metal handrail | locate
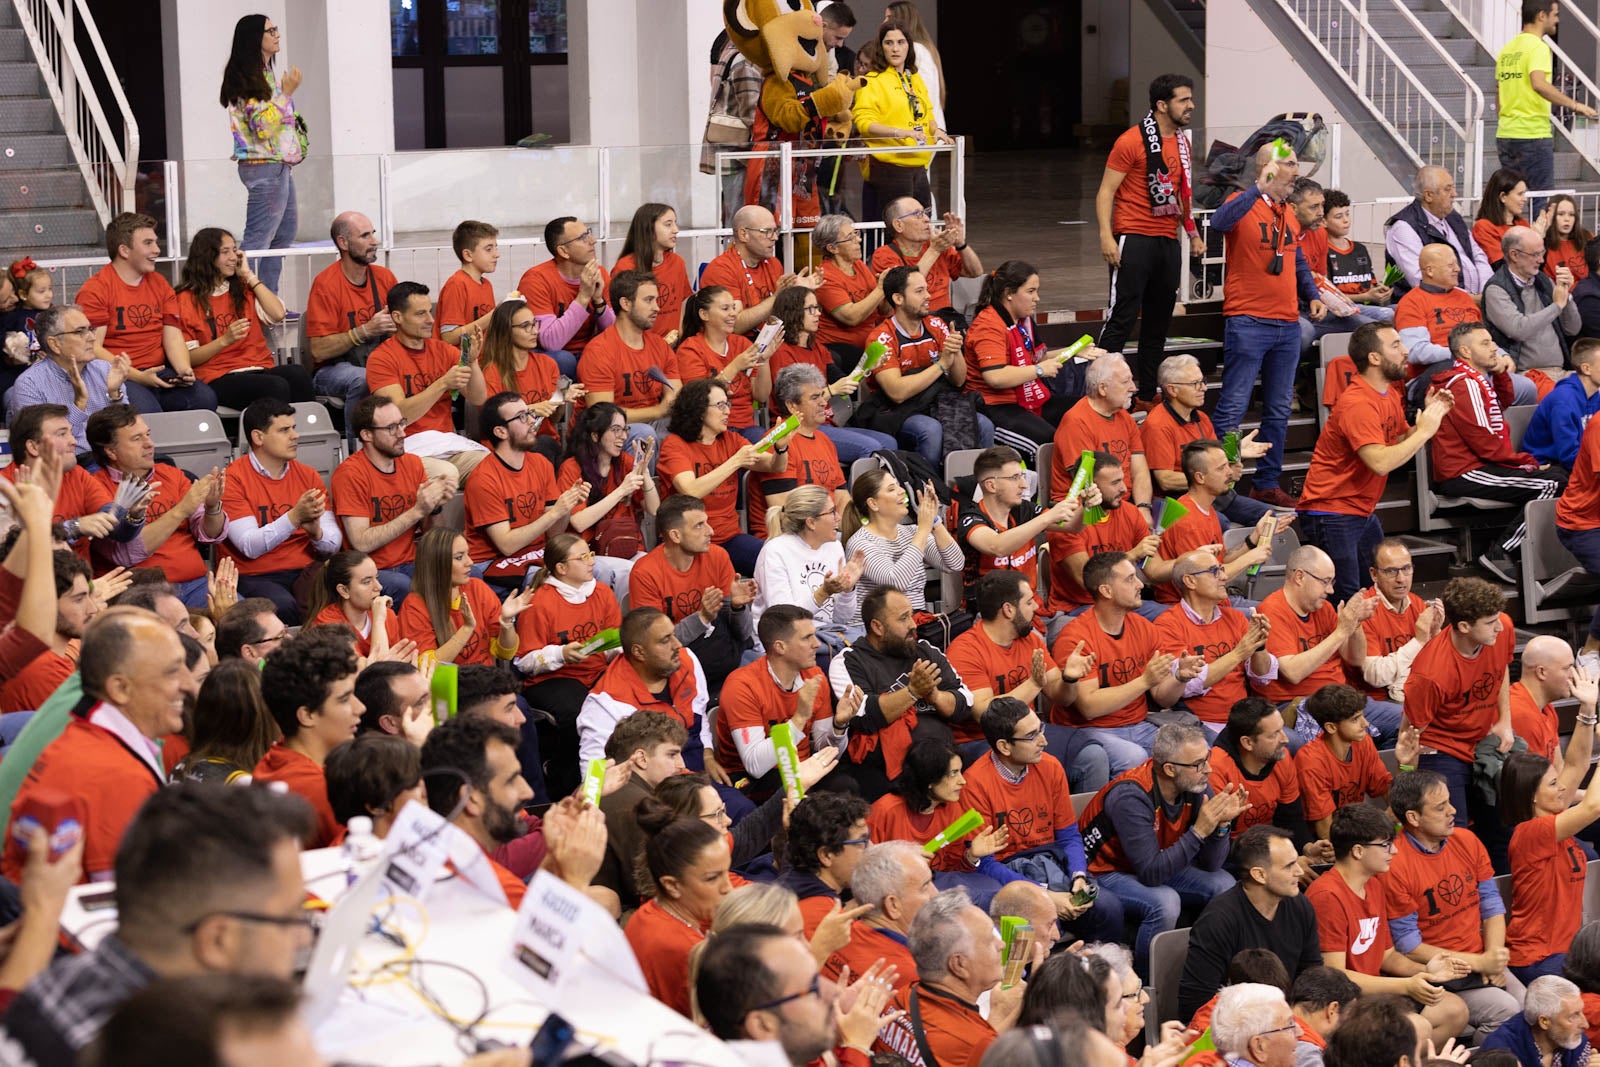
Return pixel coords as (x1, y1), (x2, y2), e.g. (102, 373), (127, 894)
(1373, 0), (1485, 191)
(9, 0), (139, 223)
(1274, 0), (1479, 189)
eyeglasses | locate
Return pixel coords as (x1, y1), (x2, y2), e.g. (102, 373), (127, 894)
(50, 326), (95, 340)
(604, 424), (629, 435)
(182, 909), (313, 934)
(837, 233), (861, 243)
(1197, 564), (1227, 580)
(1297, 569), (1336, 589)
(1166, 756), (1212, 770)
(710, 400), (732, 412)
(511, 319), (538, 330)
(744, 226), (780, 238)
(559, 229), (596, 246)
(370, 420), (408, 435)
(564, 550), (597, 563)
(507, 411), (540, 425)
(750, 974), (822, 1012)
(263, 26), (281, 35)
(255, 630), (288, 647)
(1008, 727), (1044, 743)
(1256, 1023), (1298, 1039)
(840, 835), (871, 848)
(988, 472), (1028, 484)
(700, 805), (728, 821)
(896, 207), (930, 221)
(802, 304), (821, 313)
(1360, 839), (1396, 852)
(1121, 988), (1149, 1003)
(1375, 564), (1414, 578)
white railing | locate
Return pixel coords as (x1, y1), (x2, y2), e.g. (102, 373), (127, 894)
(9, 0), (139, 223)
(1275, 0), (1483, 193)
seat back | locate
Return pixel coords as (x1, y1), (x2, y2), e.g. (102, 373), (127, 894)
(944, 449), (984, 484)
(291, 402), (344, 482)
(1521, 496), (1596, 624)
(1037, 442), (1055, 503)
(144, 411), (234, 479)
(1505, 403), (1534, 451)
(1148, 927), (1191, 1041)
(1220, 522), (1300, 599)
(1320, 332), (1354, 361)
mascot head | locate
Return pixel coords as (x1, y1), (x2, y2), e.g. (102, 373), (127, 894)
(724, 0), (828, 81)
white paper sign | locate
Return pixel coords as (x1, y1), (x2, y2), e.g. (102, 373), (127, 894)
(381, 800), (507, 907)
(507, 870), (647, 1009)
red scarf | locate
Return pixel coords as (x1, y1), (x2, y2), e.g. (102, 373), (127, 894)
(1003, 314), (1050, 414)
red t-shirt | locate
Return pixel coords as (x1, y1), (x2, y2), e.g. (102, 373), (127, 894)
(676, 333), (760, 430)
(699, 246), (782, 315)
(1472, 217), (1522, 267)
(304, 262), (398, 341)
(961, 306), (1043, 410)
(770, 338), (832, 383)
(1142, 403), (1215, 477)
(1154, 493), (1224, 605)
(1394, 287), (1481, 378)
(1402, 616), (1514, 763)
(75, 265), (181, 370)
(866, 315), (950, 401)
(1298, 374), (1410, 517)
(945, 624), (1056, 745)
(1, 464), (112, 566)
(613, 251), (693, 340)
(960, 752), (1076, 860)
(462, 450), (559, 578)
(1509, 681), (1560, 763)
(1381, 828), (1494, 953)
(575, 327), (680, 415)
(1045, 503), (1150, 611)
(1052, 611), (1160, 729)
(1322, 354), (1359, 410)
(869, 794), (974, 873)
(657, 432), (745, 546)
(1254, 589), (1346, 705)
(713, 657), (828, 776)
(515, 580), (622, 687)
(1220, 191), (1302, 321)
(1307, 868), (1391, 975)
(629, 544), (735, 621)
(433, 269), (495, 336)
(366, 336), (463, 436)
(1051, 399), (1144, 501)
(876, 984), (996, 1067)
(1154, 604), (1252, 725)
(330, 451), (429, 571)
(1558, 415), (1600, 532)
(482, 353), (562, 442)
(556, 453), (646, 545)
(176, 287), (274, 379)
(1294, 734), (1392, 823)
(87, 462), (205, 581)
(815, 259), (883, 349)
(0, 647), (73, 715)
(518, 260), (610, 356)
(870, 241), (965, 311)
(1106, 125), (1188, 239)
(1, 714), (163, 882)
(1207, 743), (1300, 834)
(395, 577), (504, 666)
(822, 922), (917, 994)
(1545, 239), (1590, 282)
(310, 602), (401, 659)
(748, 429), (842, 539)
(1507, 814), (1588, 966)
(1355, 589), (1425, 699)
(219, 455), (327, 576)
(253, 743), (344, 849)
(624, 898), (705, 1018)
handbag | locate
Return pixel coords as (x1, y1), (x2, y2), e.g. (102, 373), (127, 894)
(589, 466), (643, 559)
(701, 55), (752, 160)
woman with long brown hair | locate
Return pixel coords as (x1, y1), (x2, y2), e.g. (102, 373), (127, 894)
(476, 299), (576, 464)
(396, 527), (533, 666)
(304, 549), (405, 660)
(852, 19), (951, 223)
(172, 659), (280, 784)
(614, 203), (693, 342)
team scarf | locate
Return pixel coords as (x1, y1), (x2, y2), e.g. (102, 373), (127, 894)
(1001, 311), (1050, 414)
(1141, 110), (1191, 220)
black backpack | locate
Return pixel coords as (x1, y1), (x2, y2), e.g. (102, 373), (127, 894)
(866, 449), (951, 521)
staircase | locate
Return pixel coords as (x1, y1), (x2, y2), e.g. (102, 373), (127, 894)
(0, 0), (138, 259)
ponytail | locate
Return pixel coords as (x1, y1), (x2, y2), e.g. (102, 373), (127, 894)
(841, 469), (888, 550)
(529, 532), (586, 594)
(302, 559), (334, 624)
(674, 286), (728, 349)
(976, 259), (1038, 312)
(301, 549), (370, 624)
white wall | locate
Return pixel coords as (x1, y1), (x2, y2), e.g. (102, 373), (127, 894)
(1128, 0), (1203, 134)
(1082, 0), (1131, 125)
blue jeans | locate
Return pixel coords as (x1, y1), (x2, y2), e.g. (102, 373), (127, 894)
(898, 413), (995, 470)
(542, 347), (579, 381)
(720, 532), (765, 577)
(1511, 955), (1566, 987)
(1296, 511), (1384, 604)
(1299, 305), (1394, 356)
(1099, 865), (1236, 979)
(1557, 525), (1600, 641)
(173, 575), (210, 609)
(155, 379), (219, 414)
(312, 360), (370, 440)
(1498, 137), (1556, 214)
(932, 870), (1006, 913)
(378, 562), (415, 604)
(1219, 489), (1272, 528)
(238, 162), (298, 295)
(1080, 720), (1158, 776)
(1214, 316), (1300, 491)
(821, 424), (896, 468)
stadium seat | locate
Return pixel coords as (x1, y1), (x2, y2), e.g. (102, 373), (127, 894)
(944, 449), (984, 484)
(1148, 926), (1191, 1045)
(143, 411), (234, 480)
(291, 402), (344, 483)
(1520, 497), (1600, 625)
(1221, 523), (1299, 600)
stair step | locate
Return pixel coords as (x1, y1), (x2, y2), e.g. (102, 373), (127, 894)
(1386, 38), (1482, 67)
(1367, 9), (1457, 35)
(0, 99), (56, 135)
(0, 28), (27, 63)
(0, 207), (103, 248)
(0, 62), (40, 97)
(0, 132), (74, 169)
(0, 167), (93, 210)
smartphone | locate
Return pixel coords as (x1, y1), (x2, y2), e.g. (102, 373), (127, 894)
(79, 888), (117, 912)
(529, 1010), (576, 1065)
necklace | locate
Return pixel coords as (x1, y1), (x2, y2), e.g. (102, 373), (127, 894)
(658, 897), (703, 933)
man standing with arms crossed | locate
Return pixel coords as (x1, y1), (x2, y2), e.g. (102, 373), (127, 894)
(1095, 74), (1199, 410)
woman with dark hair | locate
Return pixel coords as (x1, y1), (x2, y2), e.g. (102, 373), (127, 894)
(867, 738), (1010, 904)
(172, 659), (280, 784)
(963, 259), (1073, 464)
(1502, 750), (1600, 984)
(1544, 194), (1593, 281)
(839, 465), (961, 624)
(557, 401), (659, 602)
(477, 299), (573, 464)
(219, 13), (304, 293)
(624, 800), (733, 1017)
(654, 771), (783, 877)
(305, 549), (402, 659)
(852, 20), (950, 223)
(767, 286), (897, 467)
(658, 377), (786, 575)
(1563, 921), (1600, 1048)
(1473, 167), (1544, 268)
(174, 227), (314, 409)
(397, 528), (533, 666)
(614, 203), (693, 342)
(674, 287), (778, 440)
(1016, 951), (1120, 1034)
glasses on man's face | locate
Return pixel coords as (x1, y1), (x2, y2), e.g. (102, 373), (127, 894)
(1257, 1023), (1298, 1039)
(1009, 727), (1044, 744)
(750, 974), (823, 1013)
(1174, 378), (1207, 390)
(370, 419), (408, 435)
(1360, 839), (1396, 853)
(896, 208), (930, 221)
(710, 400), (732, 412)
(989, 472), (1028, 484)
(1197, 564), (1227, 580)
(1166, 756), (1211, 771)
(840, 834), (871, 848)
(256, 629), (288, 647)
(1375, 564), (1414, 579)
(507, 410), (540, 425)
(182, 908), (312, 934)
(52, 326), (95, 340)
(559, 229), (596, 246)
(1298, 569), (1336, 590)
(745, 226), (780, 239)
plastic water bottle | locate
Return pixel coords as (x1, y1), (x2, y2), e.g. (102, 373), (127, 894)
(341, 816), (382, 887)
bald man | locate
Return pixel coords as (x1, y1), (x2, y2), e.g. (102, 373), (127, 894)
(1154, 550), (1274, 741)
(1210, 143), (1325, 510)
(701, 205), (820, 335)
(1385, 164), (1493, 296)
(988, 880), (1062, 956)
(1392, 245), (1539, 405)
(1511, 636), (1598, 783)
(1485, 224), (1582, 379)
(304, 210), (395, 425)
